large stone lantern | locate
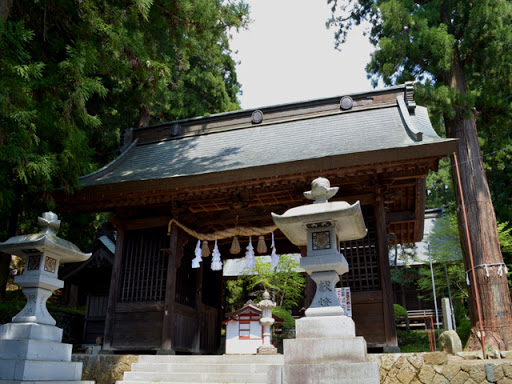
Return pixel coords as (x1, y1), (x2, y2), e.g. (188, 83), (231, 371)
(272, 178), (379, 384)
(0, 212), (93, 383)
(272, 177), (366, 317)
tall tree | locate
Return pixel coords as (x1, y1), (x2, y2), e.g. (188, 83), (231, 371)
(0, 0), (249, 301)
(327, 0), (512, 350)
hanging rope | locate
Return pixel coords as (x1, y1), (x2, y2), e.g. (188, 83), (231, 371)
(167, 218), (276, 241)
(168, 218), (277, 271)
(465, 263), (509, 285)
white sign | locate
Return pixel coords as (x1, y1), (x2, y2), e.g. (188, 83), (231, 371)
(335, 287), (352, 317)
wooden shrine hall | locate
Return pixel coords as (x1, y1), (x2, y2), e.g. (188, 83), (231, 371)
(56, 83), (457, 353)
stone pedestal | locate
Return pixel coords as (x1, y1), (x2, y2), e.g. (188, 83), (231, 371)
(0, 322), (93, 383)
(283, 315), (379, 383)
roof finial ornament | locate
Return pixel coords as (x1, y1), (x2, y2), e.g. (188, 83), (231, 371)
(37, 212), (61, 235)
(303, 177), (339, 204)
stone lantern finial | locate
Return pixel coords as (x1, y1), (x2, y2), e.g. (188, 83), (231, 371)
(303, 177), (339, 204)
(37, 211), (61, 235)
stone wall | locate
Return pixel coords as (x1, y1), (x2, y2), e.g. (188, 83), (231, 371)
(368, 352), (512, 384)
(72, 354), (139, 384)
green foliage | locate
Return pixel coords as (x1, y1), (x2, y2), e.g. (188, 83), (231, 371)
(416, 211), (512, 300)
(396, 329), (431, 353)
(394, 303), (408, 323)
(327, 0), (512, 225)
(0, 0), (249, 299)
(426, 158), (454, 209)
(457, 318), (472, 347)
(390, 243), (421, 268)
(416, 212), (466, 301)
(272, 306), (295, 329)
(242, 255), (305, 310)
(224, 279), (247, 314)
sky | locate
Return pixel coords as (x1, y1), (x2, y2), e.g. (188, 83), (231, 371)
(230, 0), (376, 110)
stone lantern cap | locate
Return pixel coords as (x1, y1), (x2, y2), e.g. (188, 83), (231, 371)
(271, 178), (367, 245)
(0, 212), (91, 263)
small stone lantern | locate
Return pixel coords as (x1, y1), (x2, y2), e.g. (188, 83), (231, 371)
(257, 290), (277, 355)
(0, 212), (92, 383)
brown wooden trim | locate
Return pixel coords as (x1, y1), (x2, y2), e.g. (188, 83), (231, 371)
(414, 178), (426, 243)
(386, 211), (416, 225)
(103, 229), (125, 351)
(195, 256), (204, 353)
(160, 224), (179, 353)
(111, 215), (170, 230)
(115, 301), (165, 312)
(351, 290), (383, 305)
(374, 190), (398, 347)
(58, 152), (453, 212)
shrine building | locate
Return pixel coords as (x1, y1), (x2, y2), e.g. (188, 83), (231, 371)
(56, 83), (457, 354)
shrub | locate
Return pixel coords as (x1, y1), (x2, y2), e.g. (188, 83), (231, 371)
(396, 329), (431, 352)
(273, 306), (295, 329)
(394, 304), (408, 323)
(457, 319), (471, 347)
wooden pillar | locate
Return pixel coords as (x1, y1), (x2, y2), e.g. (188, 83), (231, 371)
(374, 189), (398, 348)
(103, 228), (124, 351)
(195, 254), (204, 354)
(159, 224), (179, 353)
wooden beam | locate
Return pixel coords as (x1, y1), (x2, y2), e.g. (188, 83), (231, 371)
(414, 178), (426, 243)
(102, 229), (125, 351)
(374, 188), (398, 348)
(385, 211), (416, 225)
(112, 215), (170, 230)
(159, 224), (180, 354)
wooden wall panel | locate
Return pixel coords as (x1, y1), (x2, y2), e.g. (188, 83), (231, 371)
(351, 291), (386, 346)
(111, 311), (163, 349)
(200, 305), (220, 353)
(173, 306), (199, 351)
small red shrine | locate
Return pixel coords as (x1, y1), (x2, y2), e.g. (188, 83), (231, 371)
(224, 301), (263, 355)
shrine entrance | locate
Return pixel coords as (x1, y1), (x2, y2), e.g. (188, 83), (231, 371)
(56, 84), (456, 354)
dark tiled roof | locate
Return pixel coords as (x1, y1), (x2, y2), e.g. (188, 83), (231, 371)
(80, 87), (455, 188)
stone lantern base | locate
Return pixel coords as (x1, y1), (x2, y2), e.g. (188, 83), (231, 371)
(257, 344), (278, 355)
(282, 315), (379, 384)
(0, 322), (94, 383)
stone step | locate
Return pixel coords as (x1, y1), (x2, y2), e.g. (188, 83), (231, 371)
(0, 322), (63, 343)
(118, 382), (266, 384)
(132, 362), (282, 374)
(0, 339), (72, 361)
(0, 359), (83, 381)
(0, 381), (94, 384)
(138, 354), (284, 365)
(121, 371), (268, 383)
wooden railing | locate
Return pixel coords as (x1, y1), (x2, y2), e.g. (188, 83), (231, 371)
(397, 309), (443, 329)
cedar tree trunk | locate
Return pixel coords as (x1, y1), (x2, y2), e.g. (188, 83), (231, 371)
(442, 52), (512, 350)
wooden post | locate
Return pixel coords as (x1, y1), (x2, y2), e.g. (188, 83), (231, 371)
(195, 257), (204, 354)
(103, 228), (124, 351)
(159, 224), (179, 353)
(374, 189), (398, 349)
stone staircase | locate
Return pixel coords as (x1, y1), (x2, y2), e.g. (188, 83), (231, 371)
(116, 354), (284, 384)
